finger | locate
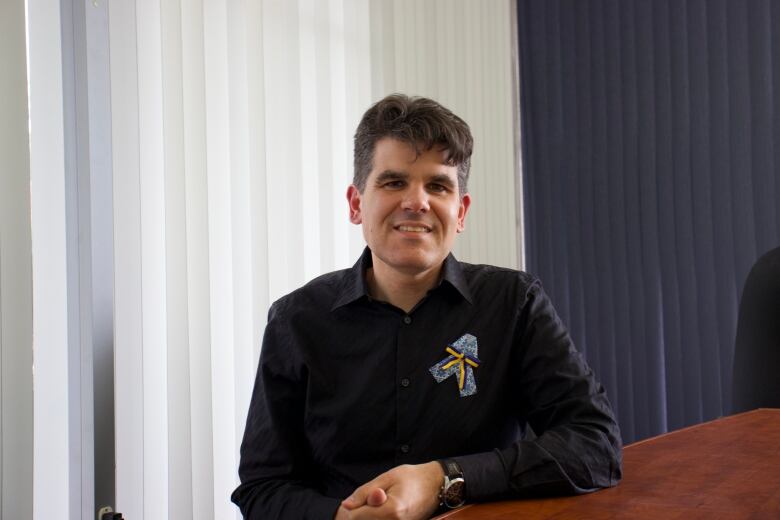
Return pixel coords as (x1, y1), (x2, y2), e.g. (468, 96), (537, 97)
(342, 471), (393, 510)
(347, 496), (402, 520)
(343, 485), (387, 510)
(340, 496), (360, 510)
(342, 484), (368, 509)
(366, 487), (387, 507)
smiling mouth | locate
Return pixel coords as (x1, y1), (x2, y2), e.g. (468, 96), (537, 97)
(396, 224), (431, 233)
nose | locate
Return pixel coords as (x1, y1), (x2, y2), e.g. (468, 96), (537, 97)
(401, 183), (430, 213)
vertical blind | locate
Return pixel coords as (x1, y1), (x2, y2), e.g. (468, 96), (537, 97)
(107, 1), (519, 519)
(109, 2), (368, 518)
(26, 0), (78, 517)
(20, 0), (518, 518)
(518, 0), (780, 444)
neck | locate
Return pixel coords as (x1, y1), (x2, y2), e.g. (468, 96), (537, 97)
(366, 259), (443, 314)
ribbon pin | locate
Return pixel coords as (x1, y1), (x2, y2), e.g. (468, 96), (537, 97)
(429, 334), (480, 397)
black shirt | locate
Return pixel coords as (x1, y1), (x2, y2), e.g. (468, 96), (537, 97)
(232, 248), (622, 519)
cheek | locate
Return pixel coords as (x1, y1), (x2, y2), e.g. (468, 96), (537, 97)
(442, 206), (462, 226)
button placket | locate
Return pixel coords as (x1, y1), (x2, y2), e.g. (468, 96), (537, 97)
(396, 311), (416, 463)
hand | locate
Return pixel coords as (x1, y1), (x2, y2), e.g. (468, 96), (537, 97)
(336, 462), (444, 520)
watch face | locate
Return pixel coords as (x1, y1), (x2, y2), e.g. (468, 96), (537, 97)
(444, 478), (466, 508)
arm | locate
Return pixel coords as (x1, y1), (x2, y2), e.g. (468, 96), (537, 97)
(231, 304), (341, 519)
(454, 281), (623, 501)
(335, 281), (621, 517)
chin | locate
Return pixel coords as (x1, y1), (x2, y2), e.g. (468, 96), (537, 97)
(382, 251), (440, 274)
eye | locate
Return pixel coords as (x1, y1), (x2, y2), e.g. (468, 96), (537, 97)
(428, 183), (449, 193)
(383, 180), (406, 189)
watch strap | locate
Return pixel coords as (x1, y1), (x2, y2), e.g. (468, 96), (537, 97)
(439, 459), (463, 480)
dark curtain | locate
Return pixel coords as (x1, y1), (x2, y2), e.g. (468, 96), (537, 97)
(517, 0), (780, 443)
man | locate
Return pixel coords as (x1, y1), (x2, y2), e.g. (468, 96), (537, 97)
(232, 94), (622, 519)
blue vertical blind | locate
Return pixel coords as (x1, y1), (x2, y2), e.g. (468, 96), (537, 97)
(518, 0), (780, 443)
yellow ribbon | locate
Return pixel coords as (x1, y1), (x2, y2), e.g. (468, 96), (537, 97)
(441, 346), (480, 390)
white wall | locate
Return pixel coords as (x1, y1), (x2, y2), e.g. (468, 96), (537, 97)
(0, 1), (33, 518)
(369, 0), (521, 268)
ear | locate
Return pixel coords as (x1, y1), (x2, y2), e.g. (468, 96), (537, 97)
(347, 185), (363, 225)
(456, 193), (471, 233)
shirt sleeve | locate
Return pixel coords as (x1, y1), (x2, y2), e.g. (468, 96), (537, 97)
(453, 280), (623, 501)
(231, 303), (342, 519)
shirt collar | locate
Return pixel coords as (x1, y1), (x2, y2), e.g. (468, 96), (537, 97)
(331, 247), (373, 310)
(439, 252), (473, 304)
(331, 247), (473, 310)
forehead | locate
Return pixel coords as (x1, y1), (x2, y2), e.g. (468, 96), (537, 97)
(371, 138), (456, 176)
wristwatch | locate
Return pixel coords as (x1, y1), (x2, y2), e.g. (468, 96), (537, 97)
(438, 459), (466, 509)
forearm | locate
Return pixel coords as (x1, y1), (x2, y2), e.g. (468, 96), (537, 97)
(454, 415), (622, 501)
(466, 280), (623, 500)
(233, 479), (341, 520)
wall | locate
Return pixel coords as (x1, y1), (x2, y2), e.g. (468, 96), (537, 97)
(0, 0), (34, 518)
(369, 0), (521, 268)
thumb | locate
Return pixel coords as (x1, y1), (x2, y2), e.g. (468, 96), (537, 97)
(342, 485), (388, 510)
(366, 487), (387, 507)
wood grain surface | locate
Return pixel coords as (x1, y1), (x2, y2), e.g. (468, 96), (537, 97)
(434, 409), (780, 519)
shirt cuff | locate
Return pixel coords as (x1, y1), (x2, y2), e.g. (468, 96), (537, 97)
(453, 449), (510, 502)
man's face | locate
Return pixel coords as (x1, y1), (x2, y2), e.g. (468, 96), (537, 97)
(347, 138), (471, 277)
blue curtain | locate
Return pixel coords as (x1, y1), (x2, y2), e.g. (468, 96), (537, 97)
(517, 0), (780, 443)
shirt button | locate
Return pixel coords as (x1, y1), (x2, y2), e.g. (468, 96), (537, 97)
(400, 444), (410, 453)
(403, 315), (412, 324)
(401, 378), (410, 387)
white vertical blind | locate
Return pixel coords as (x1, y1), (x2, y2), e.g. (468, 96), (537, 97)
(108, 1), (371, 518)
(27, 0), (78, 517)
(0, 1), (33, 518)
(180, 0), (215, 518)
(109, 0), (144, 517)
(109, 0), (519, 517)
(137, 0), (170, 517)
(160, 0), (193, 516)
(26, 0), (117, 517)
(12, 0), (522, 518)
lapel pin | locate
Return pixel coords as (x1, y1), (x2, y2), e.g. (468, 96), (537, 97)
(429, 333), (480, 397)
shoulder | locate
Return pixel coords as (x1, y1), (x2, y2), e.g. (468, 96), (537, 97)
(458, 261), (542, 297)
(261, 268), (353, 364)
(270, 268), (351, 319)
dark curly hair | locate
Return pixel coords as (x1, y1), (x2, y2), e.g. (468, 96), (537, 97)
(353, 94), (473, 196)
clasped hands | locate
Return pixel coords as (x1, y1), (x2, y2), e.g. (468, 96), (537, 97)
(334, 461), (444, 520)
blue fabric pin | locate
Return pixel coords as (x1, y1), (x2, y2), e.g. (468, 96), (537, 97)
(429, 333), (480, 397)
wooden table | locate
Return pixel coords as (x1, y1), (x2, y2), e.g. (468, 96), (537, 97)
(435, 408), (780, 519)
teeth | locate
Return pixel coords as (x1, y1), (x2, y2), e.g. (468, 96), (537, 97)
(398, 225), (428, 232)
